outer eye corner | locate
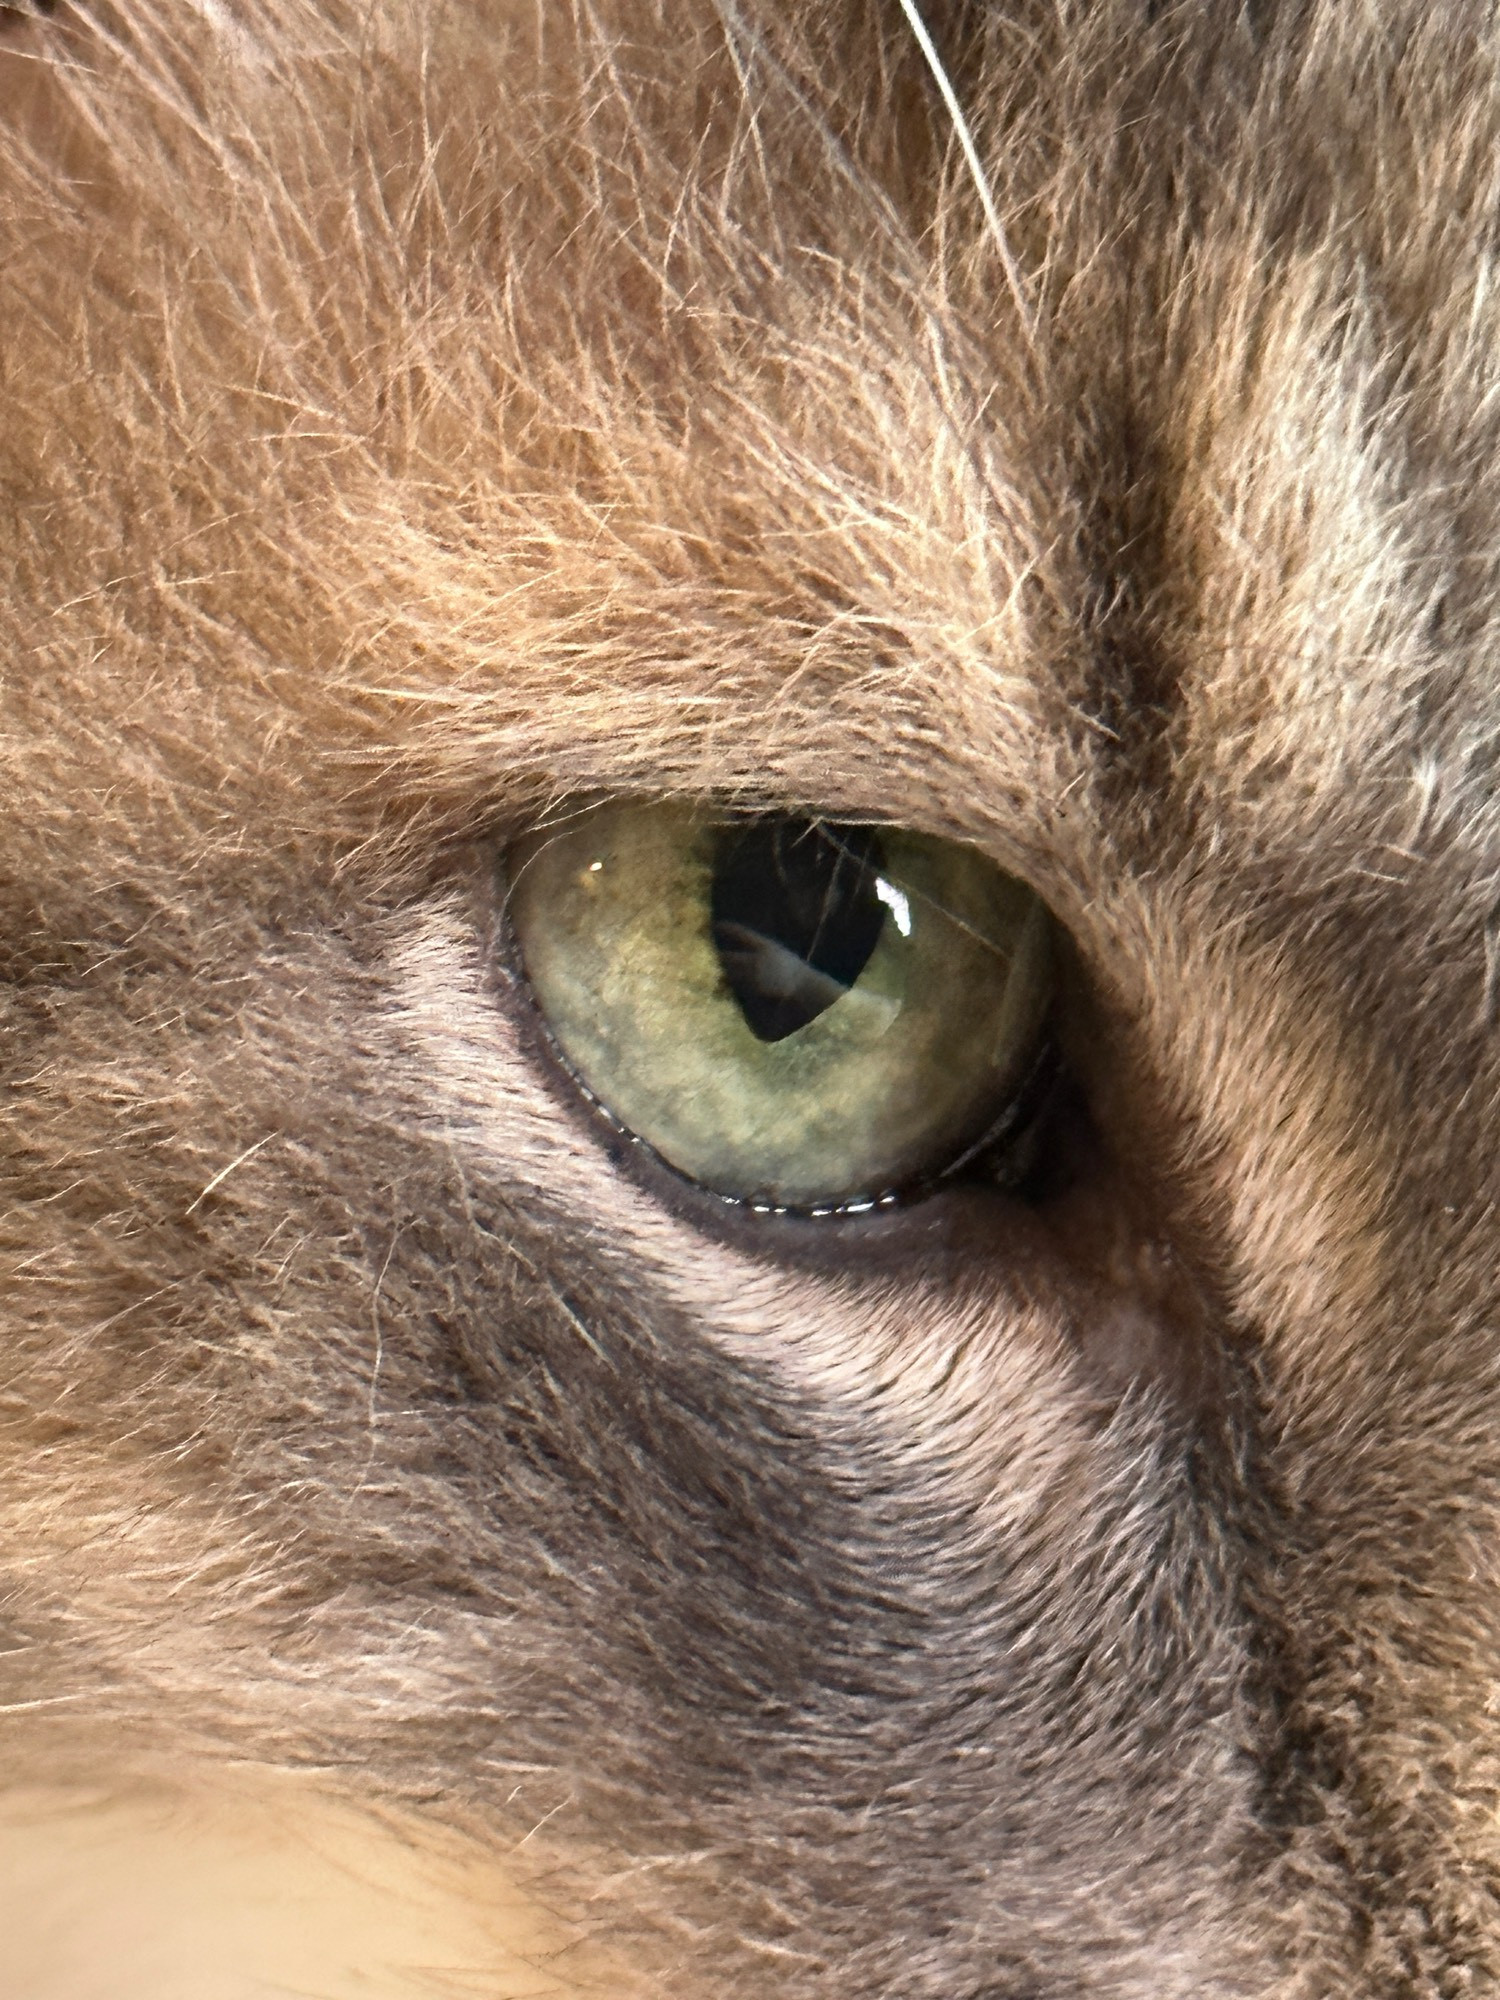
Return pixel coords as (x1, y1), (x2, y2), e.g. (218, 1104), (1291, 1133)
(503, 800), (1057, 1217)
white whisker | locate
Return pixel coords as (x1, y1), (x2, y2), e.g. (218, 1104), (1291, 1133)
(893, 0), (1037, 347)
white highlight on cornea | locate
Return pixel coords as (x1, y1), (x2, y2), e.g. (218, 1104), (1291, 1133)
(875, 876), (912, 936)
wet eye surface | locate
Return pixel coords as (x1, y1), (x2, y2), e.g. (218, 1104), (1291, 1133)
(505, 802), (1053, 1212)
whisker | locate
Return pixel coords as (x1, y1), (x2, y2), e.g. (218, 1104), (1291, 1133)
(893, 0), (1037, 352)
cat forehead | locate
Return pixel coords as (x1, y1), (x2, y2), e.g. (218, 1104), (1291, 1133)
(1, 0), (1493, 887)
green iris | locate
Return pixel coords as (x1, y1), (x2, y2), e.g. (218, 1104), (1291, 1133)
(506, 802), (1052, 1211)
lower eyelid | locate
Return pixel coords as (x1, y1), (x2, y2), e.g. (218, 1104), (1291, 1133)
(392, 879), (1181, 1414)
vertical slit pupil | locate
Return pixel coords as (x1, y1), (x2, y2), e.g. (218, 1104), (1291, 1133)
(710, 816), (887, 1042)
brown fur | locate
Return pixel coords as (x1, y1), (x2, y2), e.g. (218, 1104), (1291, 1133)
(2, 0), (1500, 1992)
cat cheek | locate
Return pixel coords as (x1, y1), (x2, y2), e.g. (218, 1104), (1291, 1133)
(381, 899), (1184, 1512)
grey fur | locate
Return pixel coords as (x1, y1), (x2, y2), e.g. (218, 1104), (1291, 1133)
(1, 1), (1498, 1993)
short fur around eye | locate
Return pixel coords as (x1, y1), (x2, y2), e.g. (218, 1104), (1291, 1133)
(2, 2), (1500, 1996)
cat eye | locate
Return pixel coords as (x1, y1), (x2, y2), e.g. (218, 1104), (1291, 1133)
(504, 802), (1053, 1213)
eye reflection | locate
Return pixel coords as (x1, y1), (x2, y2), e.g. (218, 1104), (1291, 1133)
(710, 819), (887, 1042)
